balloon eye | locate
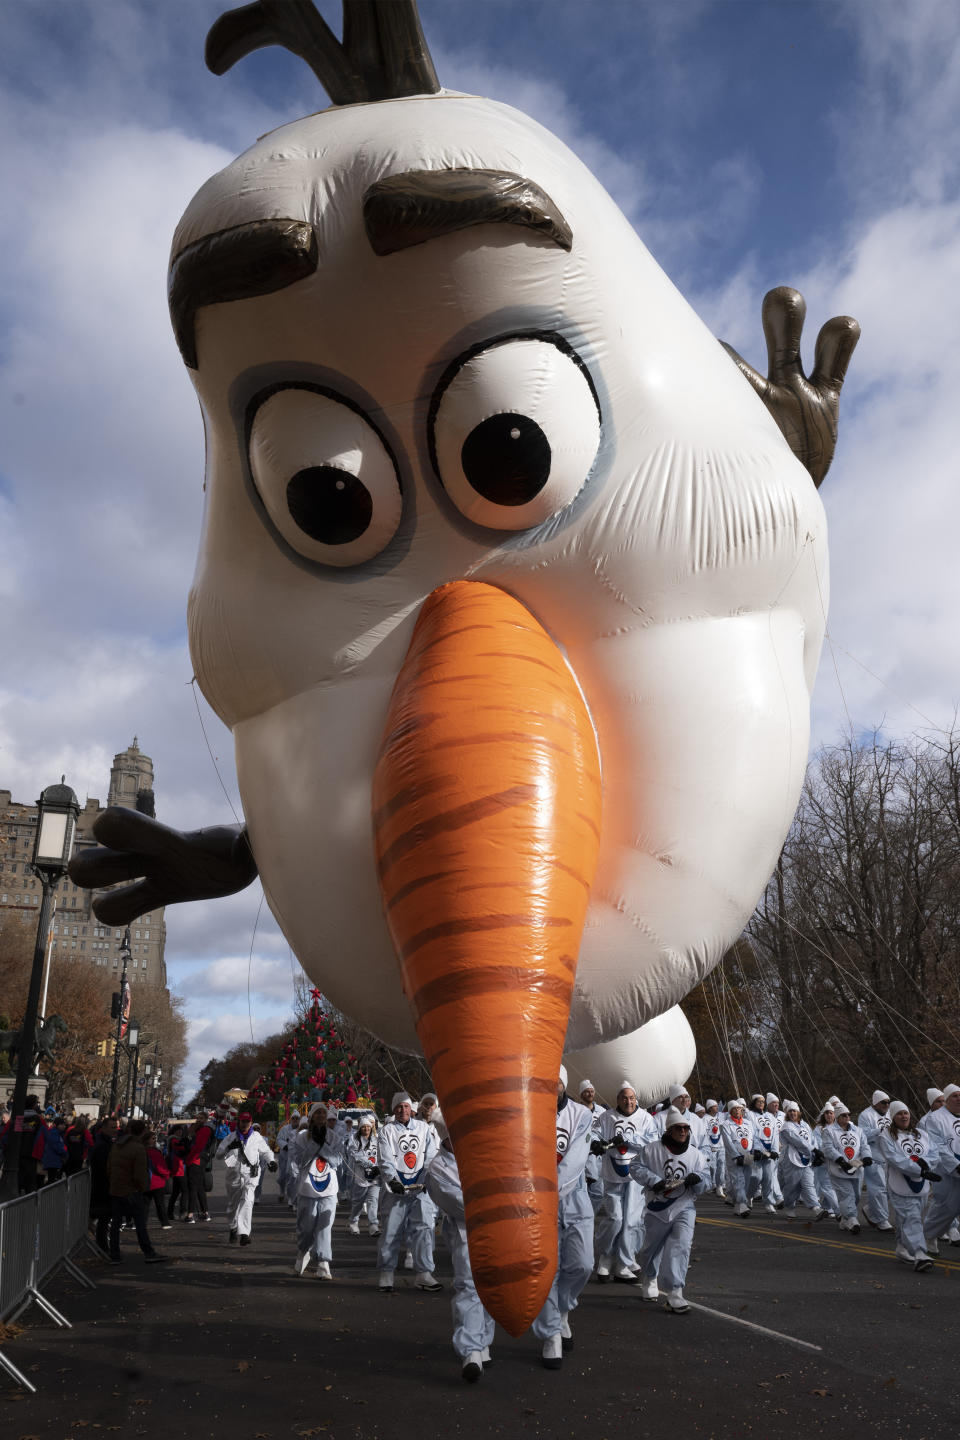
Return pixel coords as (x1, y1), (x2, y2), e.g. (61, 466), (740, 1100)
(430, 334), (601, 531)
(248, 386), (401, 568)
(286, 467), (373, 545)
(461, 413), (551, 506)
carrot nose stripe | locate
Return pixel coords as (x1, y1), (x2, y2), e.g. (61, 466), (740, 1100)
(376, 782), (538, 879)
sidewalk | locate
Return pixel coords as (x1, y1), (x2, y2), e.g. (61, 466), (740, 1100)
(2, 1174), (957, 1439)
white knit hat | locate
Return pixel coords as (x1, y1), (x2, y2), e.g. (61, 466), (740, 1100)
(420, 1092), (438, 1106)
(559, 1065), (568, 1089)
(705, 1099), (718, 1110)
(887, 1099), (910, 1123)
(927, 1087), (945, 1106)
(834, 1100), (850, 1117)
(668, 1083), (690, 1102)
(727, 1098), (744, 1113)
(391, 1091), (411, 1111)
(765, 1093), (779, 1105)
(872, 1089), (889, 1106)
(944, 1084), (960, 1100)
(751, 1093), (764, 1103)
(618, 1079), (636, 1094)
(662, 1106), (690, 1131)
(578, 1078), (595, 1094)
(783, 1099), (800, 1115)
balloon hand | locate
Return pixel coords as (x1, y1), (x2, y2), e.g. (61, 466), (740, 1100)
(721, 286), (860, 487)
(67, 808), (258, 925)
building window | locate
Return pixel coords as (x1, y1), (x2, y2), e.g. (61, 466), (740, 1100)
(144, 930), (150, 939)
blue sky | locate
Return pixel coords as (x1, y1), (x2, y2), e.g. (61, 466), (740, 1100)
(1, 0), (958, 1098)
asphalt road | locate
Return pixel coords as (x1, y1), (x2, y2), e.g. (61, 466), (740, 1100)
(3, 1173), (958, 1439)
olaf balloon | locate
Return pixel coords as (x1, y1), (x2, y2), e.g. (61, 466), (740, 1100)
(72, 1), (859, 1334)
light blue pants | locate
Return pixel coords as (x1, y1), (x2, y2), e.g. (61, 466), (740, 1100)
(532, 1188), (595, 1340)
(705, 1145), (723, 1189)
(726, 1159), (749, 1206)
(861, 1156), (889, 1224)
(814, 1165), (838, 1212)
(889, 1190), (926, 1255)
(831, 1172), (862, 1224)
(295, 1193), (336, 1260)
(782, 1164), (820, 1210)
(594, 1180), (644, 1267)
(639, 1205), (696, 1292)
(377, 1189), (435, 1273)
(445, 1218), (495, 1359)
(924, 1175), (960, 1245)
(348, 1179), (380, 1228)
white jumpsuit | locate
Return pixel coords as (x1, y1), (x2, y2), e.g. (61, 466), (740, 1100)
(217, 1127), (276, 1237)
(879, 1126), (936, 1259)
(857, 1105), (892, 1225)
(720, 1115), (754, 1208)
(275, 1120), (297, 1198)
(821, 1120), (867, 1226)
(582, 1101), (607, 1214)
(703, 1111), (724, 1190)
(594, 1106), (658, 1270)
(921, 1106), (960, 1245)
(632, 1136), (709, 1292)
(376, 1117), (439, 1275)
(780, 1120), (821, 1213)
(426, 1147), (495, 1361)
(293, 1125), (343, 1263)
(344, 1130), (381, 1230)
(532, 1095), (595, 1340)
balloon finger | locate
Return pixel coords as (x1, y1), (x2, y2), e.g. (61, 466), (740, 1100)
(68, 845), (151, 886)
(761, 286), (806, 381)
(811, 314), (861, 390)
(92, 805), (179, 856)
(92, 879), (165, 926)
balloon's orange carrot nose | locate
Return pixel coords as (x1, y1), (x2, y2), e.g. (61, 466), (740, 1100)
(372, 580), (601, 1336)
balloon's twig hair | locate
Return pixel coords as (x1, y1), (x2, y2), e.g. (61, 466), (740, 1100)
(206, 0), (440, 106)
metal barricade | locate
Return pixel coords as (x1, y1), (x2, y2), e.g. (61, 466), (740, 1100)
(0, 1170), (99, 1394)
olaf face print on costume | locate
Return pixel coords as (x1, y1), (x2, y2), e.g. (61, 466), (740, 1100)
(307, 1155), (332, 1194)
(397, 1129), (425, 1183)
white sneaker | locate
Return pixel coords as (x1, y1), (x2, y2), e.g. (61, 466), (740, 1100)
(480, 1347), (491, 1365)
(639, 1276), (659, 1301)
(378, 1269), (394, 1292)
(715, 1186), (726, 1200)
(735, 1203), (749, 1217)
(764, 1203), (777, 1213)
(347, 1221), (360, 1235)
(875, 1221), (894, 1233)
(404, 1250), (414, 1270)
(665, 1289), (690, 1313)
(293, 1251), (311, 1276)
(369, 1225), (380, 1237)
(914, 1253), (933, 1273)
(784, 1207), (797, 1219)
(948, 1225), (960, 1245)
(926, 1239), (940, 1257)
(812, 1208), (826, 1222)
(315, 1260), (332, 1280)
(559, 1312), (573, 1350)
(595, 1254), (612, 1281)
(613, 1262), (638, 1283)
(462, 1351), (483, 1383)
(895, 1244), (913, 1265)
(415, 1271), (443, 1292)
(541, 1334), (562, 1370)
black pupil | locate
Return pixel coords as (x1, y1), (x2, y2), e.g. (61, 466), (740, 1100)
(461, 413), (551, 506)
(286, 466), (372, 546)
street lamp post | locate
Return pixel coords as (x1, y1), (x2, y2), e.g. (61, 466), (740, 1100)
(124, 1020), (141, 1117)
(108, 930), (132, 1114)
(0, 782), (80, 1201)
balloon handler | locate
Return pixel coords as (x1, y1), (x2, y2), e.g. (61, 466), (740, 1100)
(425, 1117), (495, 1383)
(376, 1092), (441, 1293)
(630, 1106), (709, 1312)
(217, 1109), (277, 1246)
(292, 1103), (344, 1279)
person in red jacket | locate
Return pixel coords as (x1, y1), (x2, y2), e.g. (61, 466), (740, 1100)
(145, 1131), (173, 1229)
(165, 1126), (189, 1222)
(184, 1111), (215, 1223)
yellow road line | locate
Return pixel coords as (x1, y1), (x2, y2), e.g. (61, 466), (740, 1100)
(698, 1214), (960, 1272)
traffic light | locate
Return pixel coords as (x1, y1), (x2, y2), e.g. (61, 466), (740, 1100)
(97, 1039), (116, 1057)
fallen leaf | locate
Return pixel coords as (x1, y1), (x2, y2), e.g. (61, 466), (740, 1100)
(810, 1388), (830, 1398)
(775, 1373), (790, 1381)
(324, 1384), (332, 1391)
(882, 1377), (898, 1389)
(237, 1361), (250, 1373)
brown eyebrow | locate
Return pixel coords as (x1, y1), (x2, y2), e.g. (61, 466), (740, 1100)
(168, 218), (319, 369)
(363, 168), (572, 257)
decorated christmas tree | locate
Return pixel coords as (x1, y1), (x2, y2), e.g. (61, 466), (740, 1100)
(245, 990), (375, 1120)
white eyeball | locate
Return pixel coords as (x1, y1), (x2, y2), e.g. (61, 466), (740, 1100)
(248, 387), (402, 567)
(430, 336), (601, 530)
